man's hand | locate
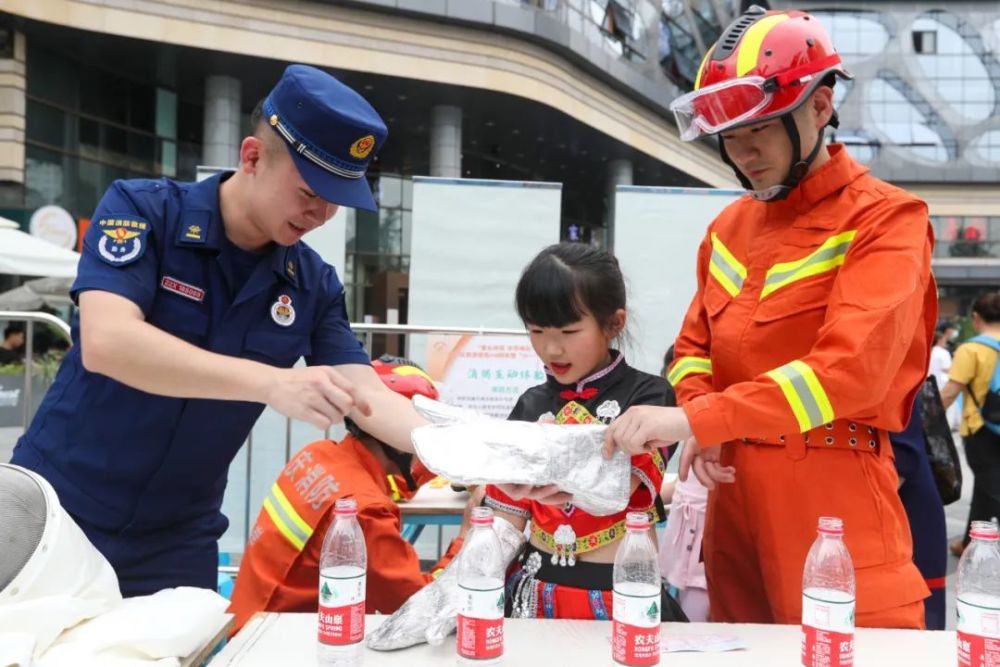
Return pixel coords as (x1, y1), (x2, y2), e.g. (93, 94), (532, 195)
(263, 366), (372, 430)
(601, 406), (693, 458)
(495, 483), (573, 506)
(678, 436), (735, 490)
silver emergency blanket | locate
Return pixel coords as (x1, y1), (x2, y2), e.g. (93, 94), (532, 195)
(411, 397), (632, 516)
(367, 515), (526, 651)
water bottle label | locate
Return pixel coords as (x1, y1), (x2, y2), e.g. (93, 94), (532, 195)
(957, 598), (1000, 667)
(318, 572), (366, 645)
(801, 593), (854, 667)
(612, 589), (661, 666)
(457, 583), (505, 660)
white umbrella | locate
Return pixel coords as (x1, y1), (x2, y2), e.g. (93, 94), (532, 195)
(0, 277), (74, 310)
(0, 217), (80, 278)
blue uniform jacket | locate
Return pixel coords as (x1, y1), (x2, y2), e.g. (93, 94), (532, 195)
(12, 173), (369, 538)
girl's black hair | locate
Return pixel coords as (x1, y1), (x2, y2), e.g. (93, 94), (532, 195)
(515, 242), (626, 332)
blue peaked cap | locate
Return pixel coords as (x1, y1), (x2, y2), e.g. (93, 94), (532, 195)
(262, 64), (387, 211)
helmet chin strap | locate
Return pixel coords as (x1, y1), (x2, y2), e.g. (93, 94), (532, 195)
(719, 110), (838, 203)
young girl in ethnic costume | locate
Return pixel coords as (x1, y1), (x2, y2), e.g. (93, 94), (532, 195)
(484, 243), (687, 622)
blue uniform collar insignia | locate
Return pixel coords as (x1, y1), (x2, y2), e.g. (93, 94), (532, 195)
(96, 217), (150, 266)
(272, 244), (301, 288)
(176, 174), (228, 250)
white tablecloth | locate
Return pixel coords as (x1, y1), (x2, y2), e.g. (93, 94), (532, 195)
(210, 613), (954, 666)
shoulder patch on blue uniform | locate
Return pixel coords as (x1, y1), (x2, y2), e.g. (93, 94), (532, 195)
(95, 216), (151, 266)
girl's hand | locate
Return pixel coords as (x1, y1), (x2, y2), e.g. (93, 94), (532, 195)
(601, 406), (693, 458)
(496, 483), (573, 506)
(678, 436), (735, 490)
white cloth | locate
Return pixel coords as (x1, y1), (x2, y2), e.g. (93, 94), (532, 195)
(0, 465), (228, 666)
(929, 345), (952, 389)
(0, 631), (35, 667)
(37, 588), (229, 667)
(0, 465), (122, 657)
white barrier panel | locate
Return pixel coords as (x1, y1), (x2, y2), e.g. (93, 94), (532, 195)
(408, 177), (562, 334)
(425, 334), (546, 418)
(613, 186), (742, 376)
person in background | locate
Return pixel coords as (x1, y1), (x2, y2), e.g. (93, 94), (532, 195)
(0, 323), (25, 365)
(889, 397), (947, 630)
(940, 291), (1000, 558)
(929, 321), (956, 390)
(658, 345), (710, 622)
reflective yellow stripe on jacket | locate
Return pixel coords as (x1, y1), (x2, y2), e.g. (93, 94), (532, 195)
(765, 360), (834, 432)
(761, 230), (857, 298)
(668, 356), (713, 386)
(262, 483), (314, 551)
(709, 233), (747, 297)
(386, 475), (402, 502)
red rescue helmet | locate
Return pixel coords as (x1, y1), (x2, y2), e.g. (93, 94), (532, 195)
(371, 355), (439, 401)
(670, 6), (852, 202)
(672, 7), (850, 140)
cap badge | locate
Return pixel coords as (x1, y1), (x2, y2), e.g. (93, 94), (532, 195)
(349, 134), (376, 159)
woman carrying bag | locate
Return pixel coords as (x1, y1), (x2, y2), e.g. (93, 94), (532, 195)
(940, 291), (1000, 557)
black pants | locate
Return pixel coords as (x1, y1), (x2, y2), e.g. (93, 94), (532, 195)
(962, 426), (1000, 546)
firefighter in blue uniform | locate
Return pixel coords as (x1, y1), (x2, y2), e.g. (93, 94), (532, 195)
(10, 65), (426, 597)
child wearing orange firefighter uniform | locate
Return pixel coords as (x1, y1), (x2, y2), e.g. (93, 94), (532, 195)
(228, 357), (468, 632)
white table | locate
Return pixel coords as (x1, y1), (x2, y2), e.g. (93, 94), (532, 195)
(209, 613), (955, 666)
(181, 614), (234, 667)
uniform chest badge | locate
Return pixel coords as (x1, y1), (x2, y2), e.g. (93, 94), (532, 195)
(271, 294), (296, 327)
(596, 400), (621, 424)
(95, 217), (150, 266)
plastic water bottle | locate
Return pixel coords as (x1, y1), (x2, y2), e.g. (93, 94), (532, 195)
(318, 498), (367, 667)
(612, 511), (661, 666)
(456, 506), (505, 664)
(957, 520), (1000, 667)
(801, 516), (855, 667)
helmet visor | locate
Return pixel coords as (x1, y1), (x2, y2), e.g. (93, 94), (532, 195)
(670, 76), (773, 141)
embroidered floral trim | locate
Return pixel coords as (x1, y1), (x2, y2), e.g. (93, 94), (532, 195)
(531, 518), (627, 555)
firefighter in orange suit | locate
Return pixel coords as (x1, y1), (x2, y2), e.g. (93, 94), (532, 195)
(228, 356), (473, 632)
(603, 6), (934, 628)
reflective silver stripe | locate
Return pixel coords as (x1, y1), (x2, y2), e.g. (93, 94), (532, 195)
(710, 246), (745, 292)
(668, 357), (712, 385)
(272, 119), (366, 180)
(765, 361), (834, 432)
(264, 485), (313, 550)
(785, 369), (825, 429)
(763, 240), (852, 290)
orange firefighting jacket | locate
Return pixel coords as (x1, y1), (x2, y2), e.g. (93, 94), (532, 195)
(670, 145), (936, 445)
(227, 435), (463, 632)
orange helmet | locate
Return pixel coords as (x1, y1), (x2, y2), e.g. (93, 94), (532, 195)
(672, 7), (850, 140)
(371, 355), (439, 401)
